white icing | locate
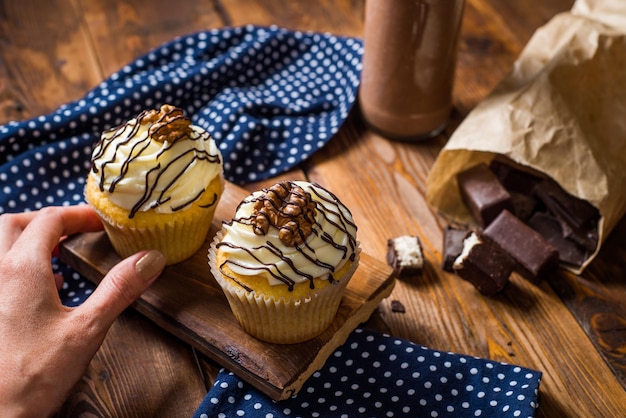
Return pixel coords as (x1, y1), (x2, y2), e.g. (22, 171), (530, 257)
(90, 112), (222, 215)
(218, 181), (358, 286)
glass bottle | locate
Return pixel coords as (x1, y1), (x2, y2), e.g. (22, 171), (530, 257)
(359, 0), (465, 140)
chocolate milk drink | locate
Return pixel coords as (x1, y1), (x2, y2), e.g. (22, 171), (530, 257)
(359, 0), (465, 140)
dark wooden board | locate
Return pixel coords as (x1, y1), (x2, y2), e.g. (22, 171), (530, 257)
(59, 181), (395, 401)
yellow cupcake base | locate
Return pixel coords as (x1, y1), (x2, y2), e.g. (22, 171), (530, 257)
(85, 174), (224, 265)
(208, 231), (361, 344)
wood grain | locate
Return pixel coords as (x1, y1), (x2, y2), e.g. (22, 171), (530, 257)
(295, 3), (626, 416)
(77, 0), (226, 78)
(0, 0), (102, 119)
(57, 310), (207, 417)
(59, 181), (395, 401)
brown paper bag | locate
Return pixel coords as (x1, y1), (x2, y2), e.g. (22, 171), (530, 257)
(426, 0), (626, 273)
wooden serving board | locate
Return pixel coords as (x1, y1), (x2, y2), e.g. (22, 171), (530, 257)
(59, 181), (396, 401)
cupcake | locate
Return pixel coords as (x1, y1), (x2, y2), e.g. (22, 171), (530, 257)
(209, 180), (360, 344)
(85, 104), (224, 265)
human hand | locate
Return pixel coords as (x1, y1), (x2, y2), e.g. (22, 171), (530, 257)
(0, 205), (166, 417)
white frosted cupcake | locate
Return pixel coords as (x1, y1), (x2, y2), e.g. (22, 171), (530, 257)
(209, 181), (360, 344)
(85, 104), (224, 265)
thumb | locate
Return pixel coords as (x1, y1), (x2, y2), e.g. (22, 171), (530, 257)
(79, 250), (166, 327)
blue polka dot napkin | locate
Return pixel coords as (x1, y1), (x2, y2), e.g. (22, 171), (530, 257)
(194, 328), (541, 418)
(0, 24), (362, 194)
(0, 25), (542, 417)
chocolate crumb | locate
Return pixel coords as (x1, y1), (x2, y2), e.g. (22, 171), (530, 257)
(391, 300), (406, 313)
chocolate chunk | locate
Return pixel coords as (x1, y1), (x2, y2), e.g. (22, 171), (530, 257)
(556, 216), (599, 252)
(533, 179), (599, 229)
(457, 163), (513, 226)
(452, 232), (514, 296)
(386, 235), (424, 278)
(527, 212), (588, 268)
(391, 300), (406, 313)
(532, 179), (599, 252)
(509, 191), (538, 222)
(489, 159), (542, 195)
(442, 225), (470, 272)
(484, 210), (559, 283)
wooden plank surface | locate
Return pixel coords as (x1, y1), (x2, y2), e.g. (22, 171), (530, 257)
(59, 181), (395, 401)
(2, 0), (626, 417)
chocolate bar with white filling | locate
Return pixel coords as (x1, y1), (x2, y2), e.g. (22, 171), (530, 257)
(452, 232), (514, 296)
(386, 235), (424, 278)
(442, 225), (470, 272)
(484, 210), (559, 283)
(527, 212), (588, 268)
(457, 163), (513, 227)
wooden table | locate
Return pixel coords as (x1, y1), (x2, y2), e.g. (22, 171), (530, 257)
(2, 1), (625, 416)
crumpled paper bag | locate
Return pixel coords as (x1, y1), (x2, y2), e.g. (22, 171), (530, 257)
(426, 0), (626, 273)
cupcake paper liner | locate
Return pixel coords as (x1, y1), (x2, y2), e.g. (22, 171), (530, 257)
(86, 173), (223, 265)
(208, 230), (361, 344)
(100, 205), (216, 265)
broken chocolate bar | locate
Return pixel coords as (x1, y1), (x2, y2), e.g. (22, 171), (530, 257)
(453, 232), (514, 296)
(386, 235), (424, 278)
(528, 212), (588, 268)
(484, 210), (559, 283)
(442, 225), (469, 272)
(533, 179), (599, 252)
(489, 159), (543, 195)
(448, 159), (601, 274)
(509, 191), (539, 222)
(457, 163), (513, 226)
(533, 178), (599, 229)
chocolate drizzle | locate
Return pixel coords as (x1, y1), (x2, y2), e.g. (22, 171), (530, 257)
(218, 241), (314, 291)
(217, 181), (358, 292)
(90, 105), (221, 218)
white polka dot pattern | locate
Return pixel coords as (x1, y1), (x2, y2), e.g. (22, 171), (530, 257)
(194, 328), (542, 418)
(0, 25), (363, 305)
(0, 25), (362, 206)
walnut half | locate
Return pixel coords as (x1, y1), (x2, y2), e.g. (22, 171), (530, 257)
(141, 104), (192, 143)
(251, 181), (317, 247)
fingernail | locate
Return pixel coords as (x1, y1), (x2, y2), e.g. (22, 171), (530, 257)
(135, 250), (167, 282)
